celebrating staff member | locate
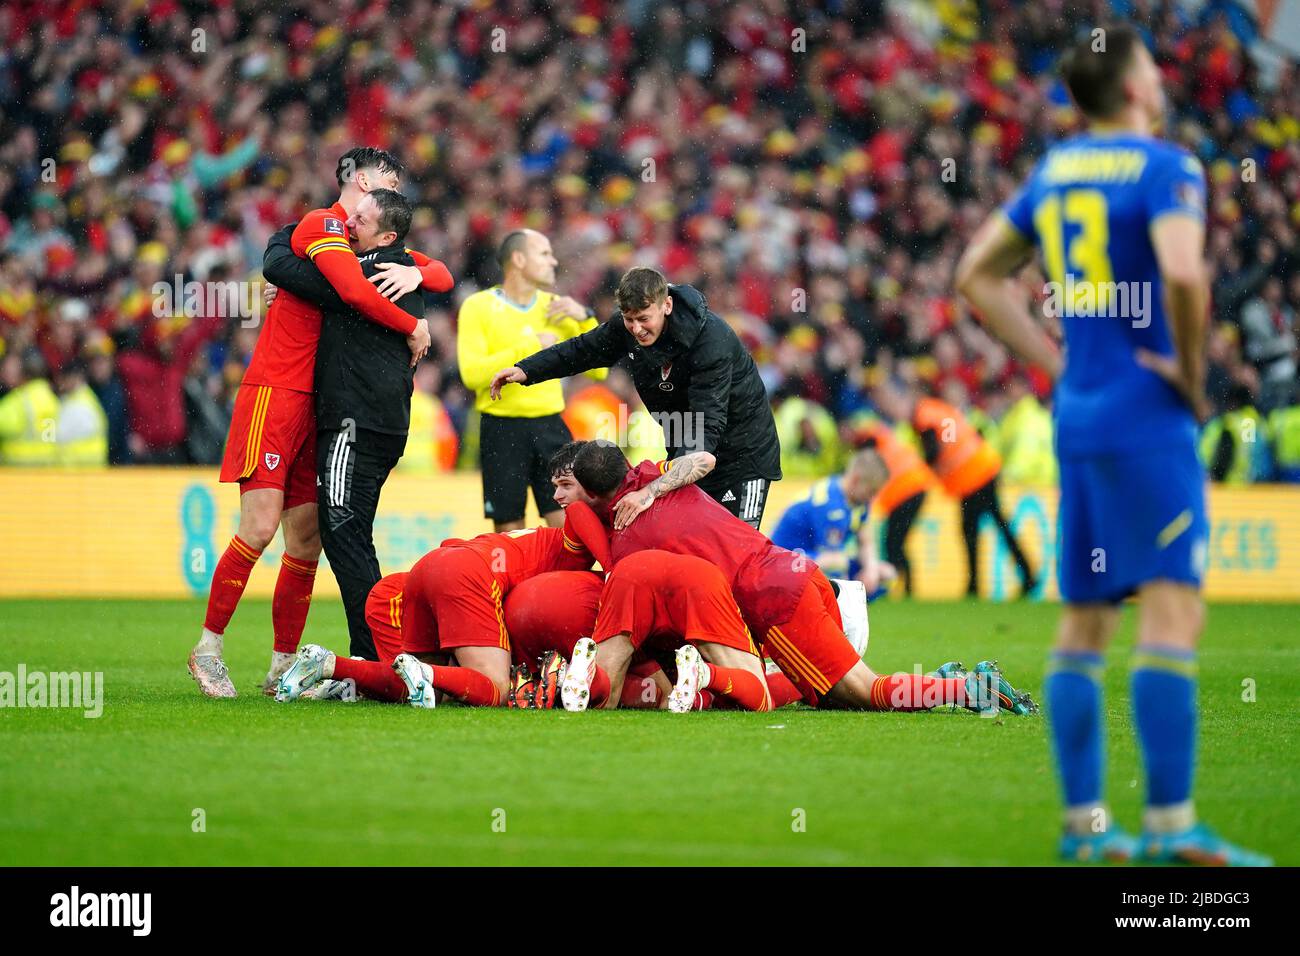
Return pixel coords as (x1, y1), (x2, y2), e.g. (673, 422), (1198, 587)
(489, 267), (782, 529)
(263, 189), (429, 660)
(458, 229), (606, 532)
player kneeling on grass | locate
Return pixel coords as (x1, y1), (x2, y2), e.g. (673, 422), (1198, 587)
(503, 568), (805, 711)
(559, 550), (773, 712)
(572, 440), (1038, 716)
(501, 570), (671, 709)
(539, 442), (806, 711)
(276, 502), (612, 707)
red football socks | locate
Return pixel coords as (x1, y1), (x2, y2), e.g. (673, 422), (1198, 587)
(272, 554), (317, 654)
(765, 670), (803, 708)
(432, 666), (502, 707)
(705, 664), (772, 711)
(330, 659), (508, 708)
(203, 536), (262, 634)
(870, 674), (967, 711)
(332, 656), (405, 702)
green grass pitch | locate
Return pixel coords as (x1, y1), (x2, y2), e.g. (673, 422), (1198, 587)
(1, 598), (1294, 866)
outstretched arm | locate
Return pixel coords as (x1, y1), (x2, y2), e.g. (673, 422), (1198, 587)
(611, 452), (716, 530)
(494, 318), (624, 397)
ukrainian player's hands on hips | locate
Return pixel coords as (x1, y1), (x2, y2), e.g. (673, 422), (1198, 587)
(613, 489), (655, 530)
(1135, 348), (1211, 423)
(263, 282), (277, 310)
(406, 318), (431, 366)
(370, 262), (422, 300)
(489, 366), (527, 400)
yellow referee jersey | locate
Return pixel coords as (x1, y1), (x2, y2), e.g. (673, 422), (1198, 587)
(457, 287), (607, 417)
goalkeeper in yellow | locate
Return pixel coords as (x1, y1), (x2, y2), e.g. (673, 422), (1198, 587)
(457, 229), (608, 531)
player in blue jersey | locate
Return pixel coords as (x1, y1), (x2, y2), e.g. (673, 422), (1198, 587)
(955, 24), (1269, 866)
(771, 448), (896, 597)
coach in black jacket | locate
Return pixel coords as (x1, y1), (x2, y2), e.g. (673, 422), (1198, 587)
(490, 267), (781, 527)
(262, 189), (423, 660)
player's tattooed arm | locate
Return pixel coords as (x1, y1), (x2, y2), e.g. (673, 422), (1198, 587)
(612, 452), (716, 530)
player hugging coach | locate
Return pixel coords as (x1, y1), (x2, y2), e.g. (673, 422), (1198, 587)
(490, 267), (782, 528)
(262, 188), (428, 660)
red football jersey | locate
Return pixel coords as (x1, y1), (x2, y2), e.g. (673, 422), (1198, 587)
(438, 501), (610, 592)
(608, 460), (810, 629)
(243, 202), (451, 393)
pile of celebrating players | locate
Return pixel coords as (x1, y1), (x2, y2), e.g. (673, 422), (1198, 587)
(274, 440), (1038, 717)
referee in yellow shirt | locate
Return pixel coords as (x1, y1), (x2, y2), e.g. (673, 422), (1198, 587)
(458, 229), (607, 531)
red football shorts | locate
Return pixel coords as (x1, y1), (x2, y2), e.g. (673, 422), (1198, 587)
(400, 548), (510, 655)
(593, 550), (756, 654)
(219, 384), (317, 508)
(364, 572), (409, 664)
(759, 570), (860, 706)
(503, 571), (602, 666)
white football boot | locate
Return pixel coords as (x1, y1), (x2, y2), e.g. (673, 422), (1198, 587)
(832, 579), (870, 657)
(299, 679), (349, 701)
(392, 653), (437, 708)
(189, 652), (237, 699)
(275, 644), (334, 702)
(668, 645), (711, 713)
(560, 637), (598, 712)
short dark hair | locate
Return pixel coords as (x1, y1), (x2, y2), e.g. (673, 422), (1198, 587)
(1060, 24), (1143, 119)
(336, 146), (404, 188)
(366, 188), (412, 243)
(549, 440), (588, 479)
(572, 440), (631, 497)
(615, 267), (668, 314)
(497, 230), (530, 271)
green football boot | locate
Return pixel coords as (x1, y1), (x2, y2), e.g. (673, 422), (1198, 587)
(966, 660), (1039, 716)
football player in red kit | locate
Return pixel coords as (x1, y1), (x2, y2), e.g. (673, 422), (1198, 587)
(190, 146), (455, 700)
(566, 550), (773, 712)
(570, 441), (1039, 716)
(502, 568), (807, 712)
(501, 570), (669, 710)
(531, 442), (805, 712)
(275, 501), (612, 708)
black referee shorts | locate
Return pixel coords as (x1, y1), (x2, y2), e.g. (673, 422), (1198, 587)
(479, 412), (573, 524)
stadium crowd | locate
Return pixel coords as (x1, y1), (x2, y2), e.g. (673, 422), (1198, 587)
(0, 0), (1296, 481)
